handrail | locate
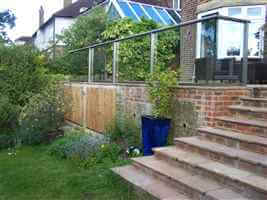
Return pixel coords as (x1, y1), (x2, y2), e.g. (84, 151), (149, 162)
(69, 15), (250, 54)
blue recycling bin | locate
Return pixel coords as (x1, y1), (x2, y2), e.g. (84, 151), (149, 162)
(141, 115), (171, 156)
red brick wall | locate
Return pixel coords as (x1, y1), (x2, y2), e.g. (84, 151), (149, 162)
(173, 86), (251, 127)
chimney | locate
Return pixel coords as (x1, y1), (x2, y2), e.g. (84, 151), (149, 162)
(64, 0), (72, 8)
(39, 6), (44, 28)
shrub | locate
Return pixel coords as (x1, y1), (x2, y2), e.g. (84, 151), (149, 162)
(18, 77), (71, 145)
(50, 7), (108, 75)
(105, 114), (141, 151)
(0, 134), (15, 150)
(49, 130), (108, 160)
(101, 18), (180, 81)
(0, 45), (51, 133)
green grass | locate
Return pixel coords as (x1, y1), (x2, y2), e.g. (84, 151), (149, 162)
(0, 145), (141, 200)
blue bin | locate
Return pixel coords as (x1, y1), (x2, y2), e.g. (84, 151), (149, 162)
(141, 115), (171, 156)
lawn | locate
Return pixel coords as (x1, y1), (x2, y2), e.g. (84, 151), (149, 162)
(0, 145), (139, 200)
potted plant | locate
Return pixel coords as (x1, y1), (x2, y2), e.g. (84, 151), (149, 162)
(142, 68), (178, 156)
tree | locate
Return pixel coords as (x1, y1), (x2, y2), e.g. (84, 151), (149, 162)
(0, 10), (16, 42)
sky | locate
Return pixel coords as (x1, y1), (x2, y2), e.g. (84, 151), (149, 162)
(0, 0), (62, 41)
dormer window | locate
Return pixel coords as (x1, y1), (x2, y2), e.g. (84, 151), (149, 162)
(173, 0), (180, 10)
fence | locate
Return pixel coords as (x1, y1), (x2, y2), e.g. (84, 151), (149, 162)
(69, 15), (251, 84)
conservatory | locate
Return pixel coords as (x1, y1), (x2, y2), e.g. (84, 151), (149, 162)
(107, 0), (181, 25)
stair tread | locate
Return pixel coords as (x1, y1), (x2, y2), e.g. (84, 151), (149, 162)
(175, 137), (267, 167)
(229, 105), (267, 113)
(241, 96), (267, 101)
(112, 165), (190, 200)
(198, 127), (267, 146)
(154, 146), (267, 194)
(132, 156), (252, 200)
(215, 116), (267, 128)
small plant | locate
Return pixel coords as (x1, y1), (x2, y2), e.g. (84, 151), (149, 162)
(146, 68), (178, 119)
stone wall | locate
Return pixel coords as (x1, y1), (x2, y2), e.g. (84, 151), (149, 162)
(65, 83), (252, 138)
(173, 86), (251, 128)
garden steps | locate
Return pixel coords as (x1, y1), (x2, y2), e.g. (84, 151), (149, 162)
(112, 89), (267, 199)
(240, 97), (267, 107)
(111, 165), (191, 200)
(197, 127), (267, 155)
(215, 116), (267, 138)
(131, 156), (252, 200)
(153, 146), (267, 199)
(229, 105), (267, 120)
(174, 136), (267, 176)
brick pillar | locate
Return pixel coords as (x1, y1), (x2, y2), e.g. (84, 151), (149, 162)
(180, 0), (199, 82)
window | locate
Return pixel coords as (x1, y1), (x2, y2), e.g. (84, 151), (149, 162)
(155, 8), (175, 25)
(143, 5), (164, 24)
(130, 3), (149, 19)
(173, 0), (180, 10)
(118, 1), (138, 21)
(197, 5), (265, 59)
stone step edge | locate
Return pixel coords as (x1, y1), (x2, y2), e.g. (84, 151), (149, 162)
(198, 127), (267, 147)
(153, 147), (267, 195)
(215, 116), (267, 128)
(241, 97), (267, 102)
(174, 137), (267, 169)
(229, 105), (267, 114)
(132, 156), (254, 200)
(112, 165), (190, 200)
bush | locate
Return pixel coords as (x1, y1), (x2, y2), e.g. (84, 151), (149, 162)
(49, 130), (108, 160)
(0, 134), (15, 150)
(0, 45), (51, 133)
(101, 18), (180, 81)
(0, 96), (19, 132)
(50, 7), (108, 75)
(105, 114), (141, 151)
(18, 77), (71, 145)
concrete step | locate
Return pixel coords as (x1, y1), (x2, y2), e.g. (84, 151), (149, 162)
(240, 97), (267, 107)
(153, 146), (267, 199)
(215, 116), (267, 138)
(112, 165), (191, 200)
(198, 127), (267, 155)
(131, 156), (252, 200)
(229, 105), (267, 120)
(174, 137), (267, 177)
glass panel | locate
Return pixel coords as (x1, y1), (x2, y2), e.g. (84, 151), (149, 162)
(218, 20), (243, 58)
(173, 0), (179, 10)
(118, 35), (150, 82)
(143, 5), (164, 24)
(156, 28), (180, 71)
(228, 7), (241, 17)
(248, 22), (263, 57)
(93, 44), (113, 82)
(69, 49), (88, 82)
(166, 10), (181, 23)
(247, 7), (262, 17)
(130, 3), (149, 20)
(156, 8), (175, 25)
(118, 1), (138, 21)
(108, 4), (121, 20)
(200, 19), (217, 57)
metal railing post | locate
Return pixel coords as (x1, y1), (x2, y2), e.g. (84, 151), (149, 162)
(88, 48), (94, 83)
(242, 22), (249, 85)
(112, 42), (119, 83)
(150, 33), (158, 73)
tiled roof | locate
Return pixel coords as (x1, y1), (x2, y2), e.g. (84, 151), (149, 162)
(129, 0), (172, 8)
(54, 0), (106, 17)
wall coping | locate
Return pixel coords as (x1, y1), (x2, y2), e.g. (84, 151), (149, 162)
(197, 0), (267, 14)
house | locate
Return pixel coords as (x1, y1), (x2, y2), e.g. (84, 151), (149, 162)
(32, 0), (107, 56)
(180, 0), (267, 82)
(32, 0), (181, 57)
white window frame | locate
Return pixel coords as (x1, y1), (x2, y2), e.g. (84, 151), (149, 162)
(196, 5), (266, 59)
(172, 0), (180, 10)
